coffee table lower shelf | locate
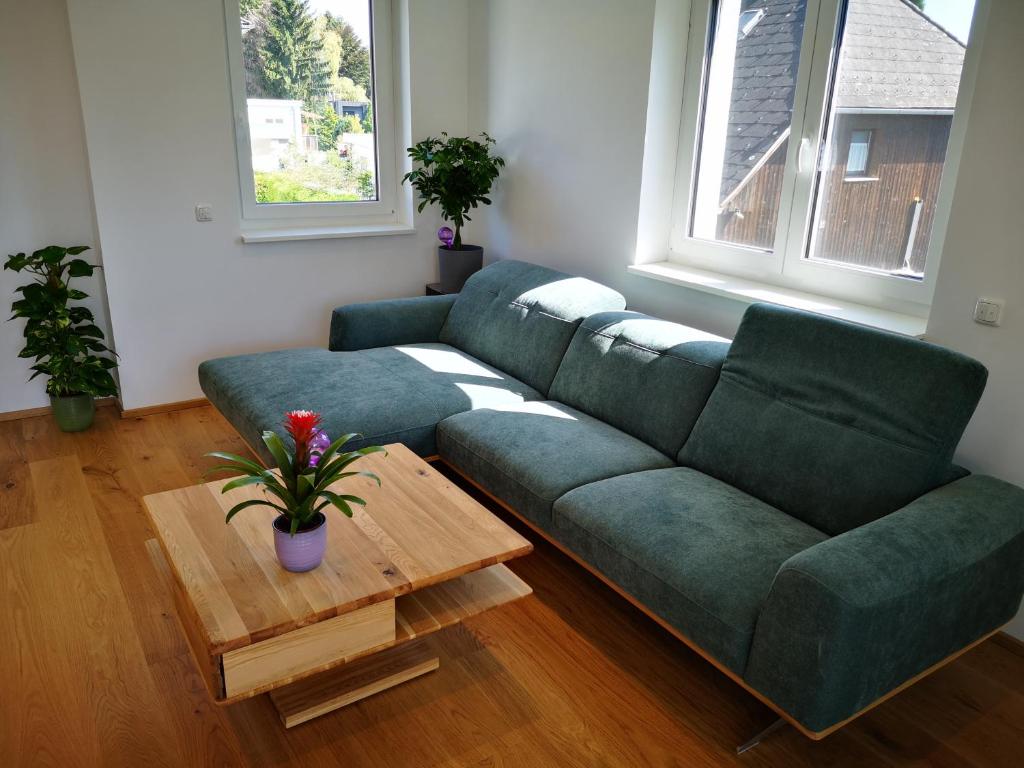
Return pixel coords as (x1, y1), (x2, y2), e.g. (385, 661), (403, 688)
(145, 540), (531, 727)
(269, 639), (440, 727)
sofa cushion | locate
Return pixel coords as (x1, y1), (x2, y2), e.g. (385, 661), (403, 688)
(678, 304), (988, 535)
(439, 260), (626, 394)
(437, 401), (674, 528)
(199, 343), (542, 464)
(548, 311), (729, 456)
(552, 468), (829, 674)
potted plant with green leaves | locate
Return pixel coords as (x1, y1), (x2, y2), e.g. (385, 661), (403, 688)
(403, 132), (505, 292)
(5, 245), (118, 432)
(206, 410), (387, 573)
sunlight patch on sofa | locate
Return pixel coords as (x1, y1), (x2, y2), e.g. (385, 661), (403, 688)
(396, 346), (502, 378)
(454, 383), (526, 410)
(488, 400), (578, 420)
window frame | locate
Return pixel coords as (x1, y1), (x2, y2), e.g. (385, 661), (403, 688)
(666, 0), (985, 313)
(223, 0), (402, 227)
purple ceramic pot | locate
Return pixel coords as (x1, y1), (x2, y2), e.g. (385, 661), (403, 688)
(273, 513), (327, 572)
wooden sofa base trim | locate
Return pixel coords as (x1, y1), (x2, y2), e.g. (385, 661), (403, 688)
(993, 630), (1024, 658)
(438, 459), (1007, 741)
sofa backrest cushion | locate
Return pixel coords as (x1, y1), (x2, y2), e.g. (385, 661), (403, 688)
(439, 260), (626, 393)
(678, 303), (988, 535)
(549, 311), (730, 457)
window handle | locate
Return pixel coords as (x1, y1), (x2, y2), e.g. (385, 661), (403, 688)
(797, 137), (813, 174)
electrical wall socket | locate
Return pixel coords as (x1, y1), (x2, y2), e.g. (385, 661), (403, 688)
(194, 204), (213, 222)
(973, 298), (1004, 327)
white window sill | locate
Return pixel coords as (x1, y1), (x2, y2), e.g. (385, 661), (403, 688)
(240, 223), (416, 243)
(628, 261), (927, 337)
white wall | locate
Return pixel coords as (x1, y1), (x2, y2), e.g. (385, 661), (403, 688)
(64, 0), (468, 410)
(466, 0), (747, 339)
(925, 0), (1024, 637)
(0, 0), (113, 413)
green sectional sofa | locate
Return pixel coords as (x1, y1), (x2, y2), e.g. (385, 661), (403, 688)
(199, 259), (1024, 739)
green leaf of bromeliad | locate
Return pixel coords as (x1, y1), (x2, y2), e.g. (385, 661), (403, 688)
(261, 431), (294, 483)
(313, 433), (361, 478)
(316, 490), (354, 518)
(316, 445), (387, 487)
(224, 498), (287, 523)
(318, 469), (382, 491)
(204, 451), (269, 477)
(218, 475), (270, 494)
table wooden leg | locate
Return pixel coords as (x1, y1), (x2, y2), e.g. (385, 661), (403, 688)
(268, 640), (439, 728)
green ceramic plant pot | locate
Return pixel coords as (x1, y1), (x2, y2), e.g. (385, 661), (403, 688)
(50, 394), (96, 432)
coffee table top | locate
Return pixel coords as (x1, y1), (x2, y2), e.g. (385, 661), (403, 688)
(144, 443), (532, 655)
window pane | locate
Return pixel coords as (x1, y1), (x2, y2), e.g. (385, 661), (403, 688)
(845, 130), (871, 175)
(691, 0), (808, 251)
(807, 0), (977, 277)
(239, 0), (377, 204)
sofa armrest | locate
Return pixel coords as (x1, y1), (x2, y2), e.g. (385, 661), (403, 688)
(744, 474), (1024, 734)
(328, 294), (457, 351)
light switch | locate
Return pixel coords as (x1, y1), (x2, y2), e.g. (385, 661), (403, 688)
(973, 298), (1003, 327)
(195, 204), (213, 222)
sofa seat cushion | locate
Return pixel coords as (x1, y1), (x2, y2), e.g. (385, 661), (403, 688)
(199, 343), (543, 464)
(552, 468), (829, 674)
(437, 401), (674, 528)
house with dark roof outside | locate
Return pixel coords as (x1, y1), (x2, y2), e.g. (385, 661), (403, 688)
(714, 0), (965, 276)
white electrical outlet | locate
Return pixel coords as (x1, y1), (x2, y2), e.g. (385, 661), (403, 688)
(973, 298), (1003, 327)
(195, 204), (213, 222)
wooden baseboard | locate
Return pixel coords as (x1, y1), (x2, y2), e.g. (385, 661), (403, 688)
(0, 397), (119, 423)
(0, 395), (209, 423)
(437, 458), (1010, 742)
(119, 397), (209, 419)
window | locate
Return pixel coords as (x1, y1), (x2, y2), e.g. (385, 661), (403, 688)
(670, 0), (980, 309)
(690, 1), (808, 251)
(738, 8), (765, 37)
(845, 129), (872, 176)
(224, 0), (400, 225)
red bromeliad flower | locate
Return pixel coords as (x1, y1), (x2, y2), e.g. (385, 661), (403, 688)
(284, 409), (322, 470)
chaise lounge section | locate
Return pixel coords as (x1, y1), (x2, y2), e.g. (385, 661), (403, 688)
(200, 259), (1024, 739)
(199, 260), (626, 460)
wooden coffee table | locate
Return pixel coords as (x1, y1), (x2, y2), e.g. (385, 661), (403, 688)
(143, 443), (533, 727)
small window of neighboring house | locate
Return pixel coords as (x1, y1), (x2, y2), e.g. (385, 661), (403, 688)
(738, 9), (765, 39)
(846, 130), (873, 176)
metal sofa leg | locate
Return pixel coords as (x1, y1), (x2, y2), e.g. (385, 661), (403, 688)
(736, 718), (787, 754)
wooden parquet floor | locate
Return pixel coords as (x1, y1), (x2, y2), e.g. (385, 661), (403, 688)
(1, 405), (1022, 767)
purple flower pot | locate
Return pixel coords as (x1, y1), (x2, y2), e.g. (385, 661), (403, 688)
(273, 513), (327, 572)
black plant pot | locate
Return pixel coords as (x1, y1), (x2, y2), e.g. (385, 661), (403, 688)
(438, 245), (483, 293)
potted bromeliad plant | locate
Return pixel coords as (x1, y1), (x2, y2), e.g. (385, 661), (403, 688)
(206, 410), (386, 573)
(5, 246), (118, 432)
(403, 132), (505, 292)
